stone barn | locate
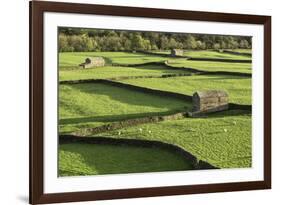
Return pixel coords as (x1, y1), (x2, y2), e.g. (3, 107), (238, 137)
(79, 57), (105, 69)
(170, 49), (184, 57)
(192, 90), (229, 113)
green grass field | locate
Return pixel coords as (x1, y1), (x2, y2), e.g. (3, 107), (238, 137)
(59, 64), (191, 81)
(168, 59), (252, 73)
(59, 52), (171, 70)
(59, 49), (252, 176)
(153, 50), (251, 60)
(59, 83), (191, 134)
(226, 49), (252, 54)
(121, 75), (251, 105)
(59, 143), (193, 176)
(96, 110), (252, 168)
(183, 50), (251, 60)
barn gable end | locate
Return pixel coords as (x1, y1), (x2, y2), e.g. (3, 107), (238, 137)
(170, 49), (184, 57)
(192, 90), (229, 114)
(79, 57), (105, 69)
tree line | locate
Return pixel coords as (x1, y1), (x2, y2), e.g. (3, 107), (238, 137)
(59, 27), (252, 52)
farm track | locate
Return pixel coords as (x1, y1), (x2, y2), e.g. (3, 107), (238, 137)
(59, 135), (218, 170)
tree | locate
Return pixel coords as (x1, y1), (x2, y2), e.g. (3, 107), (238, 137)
(159, 36), (169, 50)
(184, 35), (197, 49)
(151, 44), (158, 50)
(68, 35), (83, 51)
(82, 36), (94, 51)
(220, 41), (227, 49)
(196, 41), (206, 50)
(58, 28), (252, 52)
(58, 34), (69, 52)
(213, 43), (221, 50)
(239, 39), (250, 49)
(131, 34), (146, 50)
(167, 38), (178, 49)
(143, 39), (152, 50)
(103, 36), (122, 51)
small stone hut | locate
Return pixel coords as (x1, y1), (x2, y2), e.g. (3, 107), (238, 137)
(79, 57), (105, 69)
(170, 49), (184, 57)
(192, 90), (229, 113)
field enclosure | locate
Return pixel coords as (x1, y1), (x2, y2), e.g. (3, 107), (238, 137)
(59, 49), (252, 176)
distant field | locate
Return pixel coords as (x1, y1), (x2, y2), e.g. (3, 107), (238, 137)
(59, 64), (191, 81)
(59, 52), (172, 70)
(59, 143), (193, 176)
(152, 50), (251, 60)
(226, 49), (252, 54)
(183, 50), (251, 60)
(59, 51), (252, 82)
(59, 83), (191, 134)
(121, 75), (251, 105)
(168, 59), (252, 74)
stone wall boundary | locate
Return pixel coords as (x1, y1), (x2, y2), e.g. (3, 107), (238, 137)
(111, 61), (251, 77)
(72, 111), (189, 136)
(130, 50), (252, 63)
(60, 79), (194, 102)
(186, 57), (251, 63)
(221, 50), (252, 57)
(59, 135), (218, 170)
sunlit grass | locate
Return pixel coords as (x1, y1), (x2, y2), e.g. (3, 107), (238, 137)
(168, 59), (252, 73)
(59, 64), (190, 81)
(59, 51), (252, 173)
(59, 83), (191, 134)
(121, 75), (251, 105)
(96, 110), (252, 168)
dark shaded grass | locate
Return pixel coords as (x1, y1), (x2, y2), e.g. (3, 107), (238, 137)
(59, 143), (193, 176)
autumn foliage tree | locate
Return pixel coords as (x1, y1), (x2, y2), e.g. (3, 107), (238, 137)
(58, 28), (252, 52)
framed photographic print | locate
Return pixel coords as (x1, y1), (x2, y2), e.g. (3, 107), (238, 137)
(29, 1), (271, 204)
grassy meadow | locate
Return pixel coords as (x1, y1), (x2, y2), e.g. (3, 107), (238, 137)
(59, 83), (191, 134)
(59, 49), (252, 176)
(154, 50), (251, 60)
(98, 110), (252, 168)
(120, 75), (251, 105)
(169, 59), (252, 73)
(59, 143), (193, 176)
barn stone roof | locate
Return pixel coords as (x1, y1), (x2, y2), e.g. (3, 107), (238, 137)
(193, 90), (228, 98)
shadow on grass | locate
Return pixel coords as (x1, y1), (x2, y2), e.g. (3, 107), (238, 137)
(134, 64), (191, 74)
(59, 143), (194, 176)
(65, 83), (191, 110)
